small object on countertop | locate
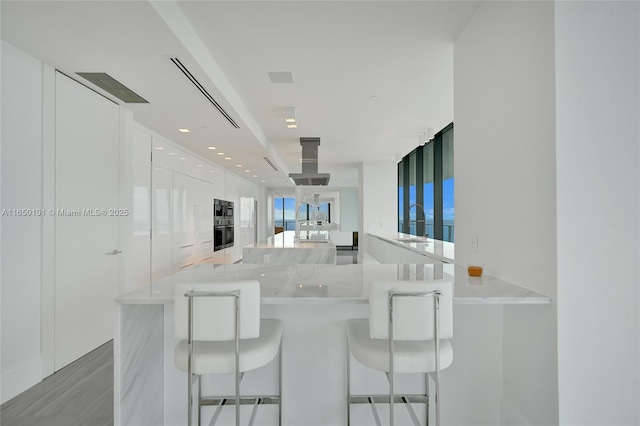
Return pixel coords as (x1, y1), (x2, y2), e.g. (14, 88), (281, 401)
(467, 264), (483, 277)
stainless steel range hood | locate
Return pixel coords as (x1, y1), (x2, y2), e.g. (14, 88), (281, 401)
(288, 137), (330, 186)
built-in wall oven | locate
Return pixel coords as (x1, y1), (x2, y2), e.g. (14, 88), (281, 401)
(214, 199), (234, 251)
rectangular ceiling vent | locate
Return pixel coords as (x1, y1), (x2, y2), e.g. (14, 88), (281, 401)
(76, 72), (148, 103)
(268, 71), (294, 84)
(263, 156), (279, 171)
(170, 58), (240, 129)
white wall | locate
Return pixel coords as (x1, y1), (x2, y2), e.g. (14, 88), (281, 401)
(0, 41), (270, 402)
(555, 2), (640, 424)
(340, 188), (358, 232)
(358, 161), (397, 256)
(0, 41), (43, 403)
(454, 2), (558, 424)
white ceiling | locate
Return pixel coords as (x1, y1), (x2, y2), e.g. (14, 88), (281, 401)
(1, 1), (479, 189)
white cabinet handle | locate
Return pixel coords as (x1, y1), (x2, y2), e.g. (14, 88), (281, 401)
(180, 244), (194, 249)
(108, 249), (122, 255)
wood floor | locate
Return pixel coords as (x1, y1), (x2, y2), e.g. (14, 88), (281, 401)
(1, 341), (114, 426)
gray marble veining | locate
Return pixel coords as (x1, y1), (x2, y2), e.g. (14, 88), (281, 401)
(119, 304), (163, 425)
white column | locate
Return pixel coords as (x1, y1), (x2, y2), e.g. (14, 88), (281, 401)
(358, 161), (397, 257)
(556, 2), (640, 424)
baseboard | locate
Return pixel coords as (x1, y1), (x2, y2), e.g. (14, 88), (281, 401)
(1, 356), (43, 404)
(501, 396), (532, 426)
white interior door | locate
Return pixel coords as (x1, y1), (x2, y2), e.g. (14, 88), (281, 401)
(54, 73), (120, 370)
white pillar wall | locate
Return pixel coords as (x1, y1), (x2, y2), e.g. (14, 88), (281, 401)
(358, 161), (398, 256)
(555, 2), (640, 424)
(454, 2), (558, 424)
(0, 41), (44, 403)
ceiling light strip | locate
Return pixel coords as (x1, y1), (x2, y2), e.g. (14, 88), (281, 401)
(170, 57), (240, 129)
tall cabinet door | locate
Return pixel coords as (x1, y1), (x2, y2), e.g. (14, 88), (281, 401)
(54, 73), (120, 370)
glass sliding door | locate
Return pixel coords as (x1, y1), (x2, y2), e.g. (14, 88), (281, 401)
(397, 123), (454, 242)
(408, 151), (417, 235)
(398, 161), (404, 232)
(423, 142), (435, 238)
(441, 126), (455, 242)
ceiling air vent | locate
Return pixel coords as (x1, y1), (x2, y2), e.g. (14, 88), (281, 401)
(170, 58), (240, 129)
(263, 157), (279, 171)
(76, 73), (148, 103)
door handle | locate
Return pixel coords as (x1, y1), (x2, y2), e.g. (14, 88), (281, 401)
(107, 249), (122, 255)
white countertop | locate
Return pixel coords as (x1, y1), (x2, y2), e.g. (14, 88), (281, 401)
(116, 263), (550, 305)
(245, 230), (335, 249)
(368, 232), (455, 263)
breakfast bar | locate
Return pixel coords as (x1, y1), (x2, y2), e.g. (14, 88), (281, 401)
(114, 263), (550, 426)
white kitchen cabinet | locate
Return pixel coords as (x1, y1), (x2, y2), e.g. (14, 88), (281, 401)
(152, 166), (173, 282)
(151, 137), (174, 169)
(131, 129), (152, 290)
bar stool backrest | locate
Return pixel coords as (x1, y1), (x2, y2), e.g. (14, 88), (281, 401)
(173, 281), (261, 341)
(369, 281), (453, 341)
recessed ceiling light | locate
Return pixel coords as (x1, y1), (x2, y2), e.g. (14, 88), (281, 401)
(155, 146), (164, 150)
(236, 164), (242, 168)
(244, 170), (250, 173)
(197, 165), (204, 168)
(208, 146), (216, 150)
(169, 152), (176, 156)
(210, 170), (216, 173)
(284, 106), (297, 123)
(179, 157), (187, 160)
(217, 152), (225, 156)
(253, 175), (258, 178)
(225, 157), (231, 160)
(261, 180), (266, 183)
(178, 128), (190, 133)
(287, 124), (298, 129)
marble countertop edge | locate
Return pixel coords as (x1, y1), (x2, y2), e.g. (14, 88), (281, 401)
(368, 233), (455, 263)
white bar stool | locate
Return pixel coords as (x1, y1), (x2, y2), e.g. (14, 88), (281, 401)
(173, 281), (283, 426)
(346, 281), (453, 426)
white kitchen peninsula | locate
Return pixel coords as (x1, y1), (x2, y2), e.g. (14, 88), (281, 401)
(242, 230), (336, 264)
(114, 262), (550, 426)
(367, 232), (455, 264)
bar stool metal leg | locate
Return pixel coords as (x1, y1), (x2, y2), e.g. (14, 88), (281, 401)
(425, 373), (429, 426)
(278, 341), (283, 426)
(347, 337), (351, 426)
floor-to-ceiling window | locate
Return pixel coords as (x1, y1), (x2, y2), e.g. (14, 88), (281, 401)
(398, 123), (454, 242)
(398, 161), (404, 232)
(274, 197), (297, 230)
(275, 197), (332, 231)
(441, 126), (454, 241)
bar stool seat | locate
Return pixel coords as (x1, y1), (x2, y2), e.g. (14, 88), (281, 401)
(346, 319), (453, 374)
(346, 280), (453, 426)
(173, 281), (282, 426)
(175, 320), (282, 375)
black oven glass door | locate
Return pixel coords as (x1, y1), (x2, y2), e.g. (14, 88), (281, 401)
(224, 225), (234, 247)
(214, 200), (224, 217)
(214, 227), (224, 251)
